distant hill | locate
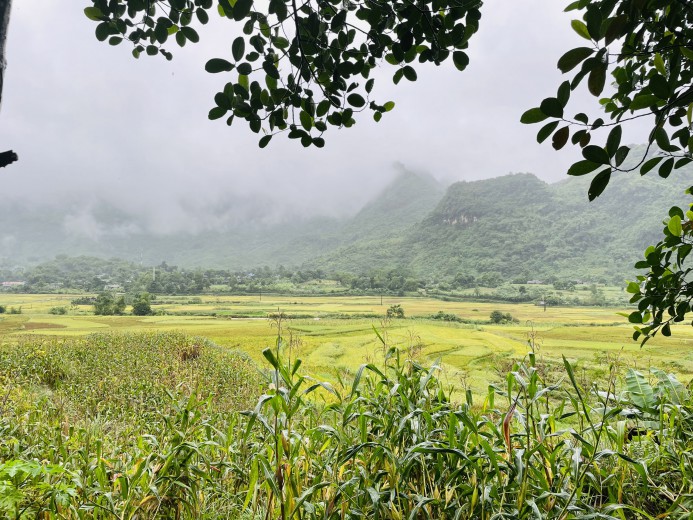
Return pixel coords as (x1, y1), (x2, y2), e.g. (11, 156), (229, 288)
(2, 157), (691, 282)
(0, 167), (443, 269)
(308, 166), (692, 282)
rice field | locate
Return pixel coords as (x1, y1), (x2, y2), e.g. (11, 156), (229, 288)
(2, 293), (692, 392)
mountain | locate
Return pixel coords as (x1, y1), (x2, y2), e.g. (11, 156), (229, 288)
(3, 157), (691, 282)
(308, 167), (692, 282)
(0, 168), (443, 269)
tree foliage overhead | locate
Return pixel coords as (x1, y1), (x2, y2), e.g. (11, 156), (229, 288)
(84, 0), (481, 147)
(522, 0), (693, 201)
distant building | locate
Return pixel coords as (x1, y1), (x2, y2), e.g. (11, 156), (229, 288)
(527, 280), (544, 285)
(104, 284), (124, 291)
(1, 281), (25, 287)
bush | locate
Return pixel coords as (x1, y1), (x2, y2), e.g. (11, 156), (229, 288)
(490, 310), (516, 324)
(0, 305), (5, 314)
(49, 306), (67, 315)
(386, 304), (405, 319)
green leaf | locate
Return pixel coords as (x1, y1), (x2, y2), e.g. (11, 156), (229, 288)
(540, 97), (563, 118)
(629, 94), (658, 111)
(567, 160), (600, 176)
(181, 26), (199, 43)
(452, 51), (469, 71)
(537, 121), (559, 144)
(582, 145), (609, 164)
(84, 7), (105, 21)
(659, 157), (675, 178)
(262, 60), (280, 79)
(232, 37), (246, 62)
(625, 369), (655, 411)
(299, 110), (313, 130)
(649, 74), (671, 99)
(95, 22), (112, 42)
(196, 9), (209, 24)
(233, 0), (254, 21)
(402, 66), (417, 81)
(347, 94), (366, 108)
(557, 47), (594, 73)
(205, 58), (234, 73)
(668, 215), (683, 236)
(588, 167), (611, 200)
(237, 63), (252, 75)
(626, 281), (640, 294)
(552, 126), (570, 150)
(605, 125), (621, 157)
(520, 108), (548, 124)
(588, 62), (607, 96)
(259, 135), (272, 148)
(155, 23), (169, 44)
(383, 101), (395, 112)
(571, 19), (592, 40)
(640, 156), (663, 175)
(557, 81), (571, 107)
(208, 106), (227, 120)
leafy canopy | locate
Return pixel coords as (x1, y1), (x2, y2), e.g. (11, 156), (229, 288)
(520, 0), (693, 343)
(84, 0), (480, 148)
(521, 0), (693, 201)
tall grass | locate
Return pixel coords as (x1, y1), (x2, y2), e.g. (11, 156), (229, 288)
(1, 330), (692, 518)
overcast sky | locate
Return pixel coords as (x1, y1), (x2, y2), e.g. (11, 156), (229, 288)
(0, 1), (647, 233)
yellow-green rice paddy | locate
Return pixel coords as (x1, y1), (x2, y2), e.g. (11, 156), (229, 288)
(2, 293), (692, 392)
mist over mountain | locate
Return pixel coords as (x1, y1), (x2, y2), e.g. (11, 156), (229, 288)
(2, 156), (690, 282)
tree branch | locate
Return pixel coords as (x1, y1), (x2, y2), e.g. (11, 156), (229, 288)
(0, 149), (17, 167)
(0, 0), (12, 110)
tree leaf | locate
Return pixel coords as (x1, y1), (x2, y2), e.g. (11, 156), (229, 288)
(552, 126), (570, 150)
(520, 108), (548, 124)
(588, 62), (607, 96)
(557, 47), (594, 73)
(588, 167), (611, 200)
(205, 58), (234, 73)
(347, 94), (366, 108)
(571, 19), (592, 40)
(84, 7), (106, 21)
(537, 121), (559, 143)
(262, 60), (280, 79)
(605, 125), (622, 157)
(299, 110), (313, 130)
(567, 159), (600, 176)
(540, 97), (563, 118)
(402, 66), (417, 81)
(452, 51), (469, 71)
(668, 215), (683, 237)
(582, 145), (610, 164)
(233, 0), (254, 21)
(232, 37), (246, 62)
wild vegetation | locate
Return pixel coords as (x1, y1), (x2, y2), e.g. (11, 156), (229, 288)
(1, 326), (692, 518)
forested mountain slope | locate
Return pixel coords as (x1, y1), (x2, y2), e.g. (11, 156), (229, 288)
(309, 169), (691, 282)
(2, 161), (690, 281)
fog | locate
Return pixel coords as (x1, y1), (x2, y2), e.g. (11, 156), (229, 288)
(0, 1), (650, 236)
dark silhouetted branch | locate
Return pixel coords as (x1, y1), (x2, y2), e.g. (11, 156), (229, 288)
(0, 149), (17, 167)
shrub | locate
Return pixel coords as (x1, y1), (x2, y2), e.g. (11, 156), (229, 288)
(489, 310), (516, 323)
(49, 306), (67, 315)
(386, 304), (405, 318)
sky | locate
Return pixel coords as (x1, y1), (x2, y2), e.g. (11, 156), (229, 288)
(0, 1), (649, 234)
